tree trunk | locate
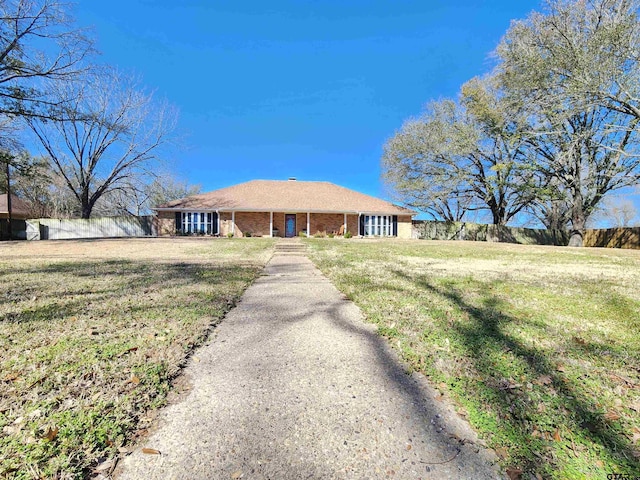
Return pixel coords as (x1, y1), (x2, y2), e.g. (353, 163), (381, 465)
(569, 206), (586, 247)
(80, 189), (93, 219)
(81, 204), (92, 219)
(5, 161), (12, 240)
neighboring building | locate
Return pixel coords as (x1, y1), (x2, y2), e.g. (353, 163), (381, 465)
(155, 179), (416, 238)
(0, 193), (31, 220)
(1, 194), (31, 240)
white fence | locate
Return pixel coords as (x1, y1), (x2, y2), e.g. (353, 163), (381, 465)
(26, 216), (155, 240)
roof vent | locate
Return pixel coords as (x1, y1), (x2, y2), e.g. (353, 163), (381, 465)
(288, 177), (297, 181)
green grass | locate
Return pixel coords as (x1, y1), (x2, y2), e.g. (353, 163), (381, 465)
(306, 239), (640, 480)
(0, 238), (275, 479)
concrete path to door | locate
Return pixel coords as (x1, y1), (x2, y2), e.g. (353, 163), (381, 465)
(115, 239), (503, 480)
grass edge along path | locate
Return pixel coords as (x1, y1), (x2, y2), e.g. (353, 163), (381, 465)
(306, 238), (640, 480)
(0, 238), (275, 479)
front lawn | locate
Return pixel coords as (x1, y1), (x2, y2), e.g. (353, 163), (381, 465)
(0, 238), (275, 479)
(306, 239), (640, 480)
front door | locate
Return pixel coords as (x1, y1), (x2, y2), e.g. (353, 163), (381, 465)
(285, 214), (296, 237)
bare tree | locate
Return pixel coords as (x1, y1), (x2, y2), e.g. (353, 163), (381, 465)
(530, 196), (572, 231)
(382, 114), (474, 222)
(0, 0), (92, 227)
(382, 76), (538, 225)
(95, 174), (200, 217)
(0, 0), (92, 118)
(590, 195), (639, 227)
(6, 151), (77, 217)
(25, 68), (177, 218)
(496, 0), (640, 245)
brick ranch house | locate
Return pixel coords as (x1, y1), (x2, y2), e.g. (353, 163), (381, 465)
(155, 179), (416, 238)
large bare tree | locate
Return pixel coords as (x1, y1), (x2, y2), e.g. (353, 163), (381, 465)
(25, 68), (177, 218)
(0, 0), (92, 118)
(382, 76), (538, 225)
(0, 0), (91, 230)
(496, 0), (640, 245)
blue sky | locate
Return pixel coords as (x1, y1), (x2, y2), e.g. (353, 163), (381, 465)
(73, 0), (544, 203)
(69, 0), (640, 228)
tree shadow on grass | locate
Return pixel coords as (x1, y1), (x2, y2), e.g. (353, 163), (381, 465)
(389, 268), (640, 476)
(0, 259), (261, 325)
(192, 271), (502, 479)
(0, 257), (265, 478)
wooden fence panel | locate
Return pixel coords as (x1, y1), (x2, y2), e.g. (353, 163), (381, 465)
(583, 227), (640, 249)
(412, 220), (568, 246)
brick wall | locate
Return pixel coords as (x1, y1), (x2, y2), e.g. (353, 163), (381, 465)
(235, 212), (270, 237)
(219, 212), (232, 237)
(347, 214), (358, 236)
(272, 212), (285, 237)
(295, 213), (307, 235)
(397, 215), (412, 239)
(157, 211), (175, 236)
(309, 213), (345, 235)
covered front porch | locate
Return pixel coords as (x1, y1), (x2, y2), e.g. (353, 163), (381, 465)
(220, 211), (358, 238)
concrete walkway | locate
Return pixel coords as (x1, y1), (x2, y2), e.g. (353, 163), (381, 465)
(116, 242), (503, 480)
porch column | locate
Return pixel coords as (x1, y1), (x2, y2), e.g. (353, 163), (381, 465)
(344, 213), (347, 235)
(270, 211), (273, 237)
(216, 210), (220, 235)
(231, 211), (235, 236)
(306, 212), (310, 238)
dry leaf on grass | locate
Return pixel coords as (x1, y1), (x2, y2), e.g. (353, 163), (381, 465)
(43, 427), (58, 441)
(118, 347), (138, 357)
(506, 467), (523, 479)
(604, 410), (621, 421)
(142, 448), (160, 455)
(536, 375), (552, 386)
(553, 429), (562, 442)
(495, 447), (509, 460)
(3, 372), (19, 381)
(129, 375), (141, 385)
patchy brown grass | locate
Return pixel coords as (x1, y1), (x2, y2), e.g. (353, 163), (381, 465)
(0, 238), (275, 479)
